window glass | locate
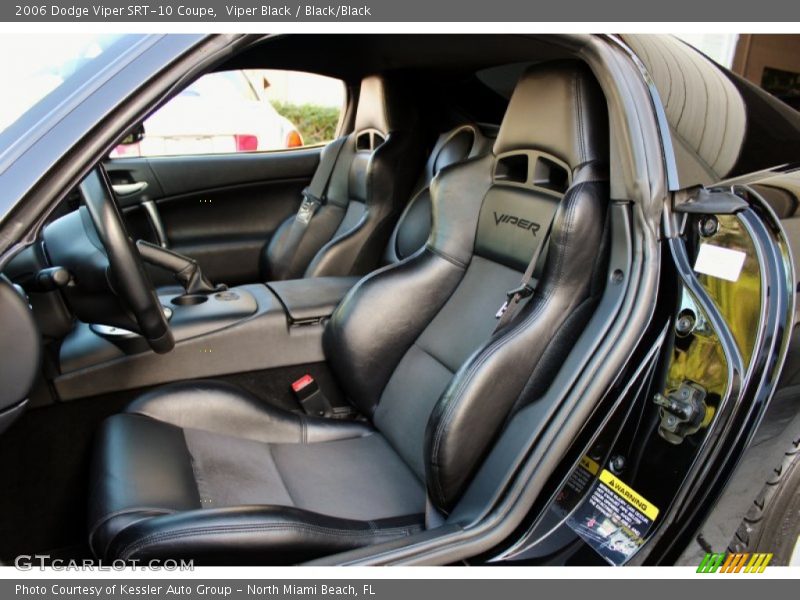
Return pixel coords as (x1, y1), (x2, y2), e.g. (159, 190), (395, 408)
(0, 34), (124, 134)
(111, 69), (344, 158)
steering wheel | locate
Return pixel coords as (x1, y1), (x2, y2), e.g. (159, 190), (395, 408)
(79, 168), (174, 353)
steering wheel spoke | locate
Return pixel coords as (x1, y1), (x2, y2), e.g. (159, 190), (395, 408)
(79, 167), (174, 353)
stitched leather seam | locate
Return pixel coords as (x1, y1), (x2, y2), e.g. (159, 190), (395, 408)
(426, 244), (467, 269)
(308, 206), (370, 276)
(299, 416), (308, 444)
(88, 508), (175, 558)
(182, 429), (209, 508)
(429, 295), (550, 506)
(414, 343), (456, 375)
(266, 444), (299, 508)
(550, 182), (583, 288)
(347, 248), (409, 289)
(575, 72), (586, 165)
(119, 522), (422, 560)
(351, 190), (412, 272)
(389, 187), (427, 261)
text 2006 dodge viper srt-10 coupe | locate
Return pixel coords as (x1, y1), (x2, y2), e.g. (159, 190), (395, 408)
(0, 34), (799, 566)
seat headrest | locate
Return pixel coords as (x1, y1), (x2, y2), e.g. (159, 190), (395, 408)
(433, 125), (491, 175)
(422, 124), (491, 182)
(494, 61), (608, 169)
(354, 75), (415, 135)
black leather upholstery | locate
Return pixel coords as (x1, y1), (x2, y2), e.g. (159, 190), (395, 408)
(90, 61), (610, 563)
(255, 124), (489, 327)
(263, 75), (426, 281)
(267, 276), (361, 322)
(493, 61), (608, 167)
(384, 124), (491, 264)
(90, 381), (424, 563)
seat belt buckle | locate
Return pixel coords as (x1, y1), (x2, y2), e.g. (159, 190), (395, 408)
(495, 300), (510, 319)
(495, 284), (534, 319)
(291, 374), (332, 418)
(297, 189), (322, 225)
(506, 283), (534, 300)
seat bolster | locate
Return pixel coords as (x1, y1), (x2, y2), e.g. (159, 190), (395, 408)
(263, 200), (349, 281)
(302, 415), (376, 443)
(124, 380), (373, 444)
(106, 505), (424, 565)
(324, 250), (465, 417)
(89, 414), (202, 559)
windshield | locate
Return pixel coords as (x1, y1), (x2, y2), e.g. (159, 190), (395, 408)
(0, 34), (123, 133)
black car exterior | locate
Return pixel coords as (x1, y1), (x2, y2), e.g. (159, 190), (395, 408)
(494, 35), (800, 566)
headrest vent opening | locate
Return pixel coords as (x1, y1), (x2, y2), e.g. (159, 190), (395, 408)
(493, 150), (571, 197)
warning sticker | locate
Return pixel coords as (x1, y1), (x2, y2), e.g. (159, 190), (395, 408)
(562, 466), (659, 565)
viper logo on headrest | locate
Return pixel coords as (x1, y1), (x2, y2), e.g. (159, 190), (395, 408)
(493, 212), (540, 236)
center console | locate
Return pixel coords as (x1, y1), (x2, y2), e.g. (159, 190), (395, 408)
(55, 277), (359, 400)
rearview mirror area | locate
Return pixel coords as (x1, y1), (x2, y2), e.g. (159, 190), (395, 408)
(118, 122), (145, 145)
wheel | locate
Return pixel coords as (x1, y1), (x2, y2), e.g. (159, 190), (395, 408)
(729, 435), (800, 565)
(79, 167), (174, 353)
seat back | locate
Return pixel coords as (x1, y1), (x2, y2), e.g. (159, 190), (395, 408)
(324, 61), (610, 512)
(263, 75), (426, 281)
(384, 124), (492, 264)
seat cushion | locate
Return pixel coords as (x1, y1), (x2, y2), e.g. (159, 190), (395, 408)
(185, 427), (425, 519)
(89, 381), (425, 563)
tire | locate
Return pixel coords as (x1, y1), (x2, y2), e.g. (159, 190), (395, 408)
(729, 435), (800, 565)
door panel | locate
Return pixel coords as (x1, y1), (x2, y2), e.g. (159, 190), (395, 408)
(106, 147), (321, 286)
(105, 159), (165, 207)
(157, 180), (305, 285)
(144, 149), (321, 196)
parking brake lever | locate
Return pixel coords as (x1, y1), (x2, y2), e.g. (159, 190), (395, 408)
(136, 240), (223, 295)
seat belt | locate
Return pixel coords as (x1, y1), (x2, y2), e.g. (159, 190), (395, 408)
(297, 135), (349, 224)
(276, 136), (349, 268)
(268, 136), (347, 278)
(493, 218), (554, 333)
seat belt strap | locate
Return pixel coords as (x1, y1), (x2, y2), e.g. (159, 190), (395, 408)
(298, 135), (349, 220)
(276, 136), (349, 268)
(493, 218), (554, 333)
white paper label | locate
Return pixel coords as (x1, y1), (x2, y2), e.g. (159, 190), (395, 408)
(693, 243), (747, 282)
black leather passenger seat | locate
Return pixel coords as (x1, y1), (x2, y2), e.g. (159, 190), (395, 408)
(262, 74), (427, 281)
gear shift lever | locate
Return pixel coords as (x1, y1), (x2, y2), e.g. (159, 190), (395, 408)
(136, 240), (223, 295)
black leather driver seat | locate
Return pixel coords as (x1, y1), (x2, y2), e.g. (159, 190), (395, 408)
(263, 75), (426, 281)
(89, 61), (610, 564)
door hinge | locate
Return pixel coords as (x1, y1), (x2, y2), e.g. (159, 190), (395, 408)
(673, 186), (748, 215)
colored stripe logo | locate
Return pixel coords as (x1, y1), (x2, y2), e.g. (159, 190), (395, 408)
(697, 552), (773, 573)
